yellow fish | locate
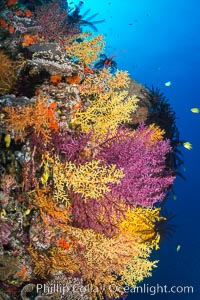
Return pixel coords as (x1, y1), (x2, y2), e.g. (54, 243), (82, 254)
(41, 170), (49, 184)
(190, 107), (199, 113)
(177, 245), (181, 252)
(173, 194), (177, 201)
(4, 133), (11, 148)
(40, 159), (49, 184)
(24, 209), (31, 215)
(183, 141), (192, 150)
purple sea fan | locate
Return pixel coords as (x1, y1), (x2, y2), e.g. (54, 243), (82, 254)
(72, 193), (126, 236)
(51, 130), (93, 163)
(35, 1), (68, 47)
(96, 124), (175, 207)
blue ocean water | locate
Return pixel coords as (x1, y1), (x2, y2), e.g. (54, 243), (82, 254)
(78, 0), (200, 299)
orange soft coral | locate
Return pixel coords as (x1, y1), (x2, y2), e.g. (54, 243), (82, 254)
(50, 75), (62, 85)
(17, 265), (27, 279)
(0, 19), (8, 28)
(8, 26), (15, 34)
(33, 188), (70, 231)
(48, 102), (59, 131)
(3, 96), (59, 141)
(73, 100), (82, 111)
(24, 9), (33, 18)
(22, 34), (38, 47)
(57, 237), (70, 250)
(66, 74), (80, 84)
(15, 9), (24, 17)
(15, 9), (33, 18)
(6, 0), (17, 6)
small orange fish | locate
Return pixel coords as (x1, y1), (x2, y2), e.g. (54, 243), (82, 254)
(48, 103), (56, 117)
(47, 103), (59, 131)
(84, 65), (94, 74)
(47, 109), (53, 117)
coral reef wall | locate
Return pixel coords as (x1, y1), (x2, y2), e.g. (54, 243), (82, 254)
(0, 1), (181, 299)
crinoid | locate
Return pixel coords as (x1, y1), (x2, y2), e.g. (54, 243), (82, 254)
(142, 86), (185, 179)
(95, 53), (118, 73)
(154, 209), (177, 241)
(67, 1), (105, 33)
(135, 208), (176, 246)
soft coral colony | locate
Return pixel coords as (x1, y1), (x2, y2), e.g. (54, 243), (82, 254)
(0, 0), (182, 299)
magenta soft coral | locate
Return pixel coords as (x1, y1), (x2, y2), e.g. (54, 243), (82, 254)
(97, 124), (175, 206)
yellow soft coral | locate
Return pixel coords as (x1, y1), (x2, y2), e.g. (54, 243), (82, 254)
(51, 156), (124, 201)
(148, 123), (165, 143)
(65, 32), (105, 65)
(121, 253), (158, 287)
(78, 68), (130, 96)
(74, 90), (138, 139)
(32, 188), (71, 230)
(28, 244), (52, 279)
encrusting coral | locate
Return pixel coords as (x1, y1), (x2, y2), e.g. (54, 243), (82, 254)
(0, 0), (181, 299)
